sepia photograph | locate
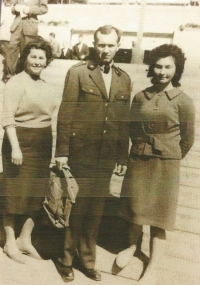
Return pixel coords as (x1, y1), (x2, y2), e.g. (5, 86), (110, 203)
(0, 0), (200, 284)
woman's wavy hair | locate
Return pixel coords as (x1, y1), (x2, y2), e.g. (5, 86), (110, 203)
(147, 44), (186, 87)
(16, 38), (52, 74)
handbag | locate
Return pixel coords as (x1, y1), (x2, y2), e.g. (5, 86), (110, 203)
(43, 165), (79, 228)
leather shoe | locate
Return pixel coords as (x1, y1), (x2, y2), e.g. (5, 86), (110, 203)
(53, 259), (74, 282)
(81, 267), (101, 281)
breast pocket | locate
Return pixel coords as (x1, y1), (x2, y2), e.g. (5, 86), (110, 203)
(115, 93), (129, 102)
(81, 85), (101, 101)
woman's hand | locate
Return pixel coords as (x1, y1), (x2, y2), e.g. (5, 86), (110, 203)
(5, 127), (23, 165)
(11, 147), (23, 165)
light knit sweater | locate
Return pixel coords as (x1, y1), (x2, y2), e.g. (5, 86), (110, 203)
(2, 71), (58, 129)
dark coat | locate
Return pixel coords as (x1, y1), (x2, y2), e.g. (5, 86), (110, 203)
(60, 48), (72, 60)
(72, 43), (89, 60)
(56, 60), (131, 169)
(120, 86), (195, 230)
(10, 0), (48, 36)
(130, 86), (195, 159)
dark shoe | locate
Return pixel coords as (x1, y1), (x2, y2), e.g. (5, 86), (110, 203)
(53, 259), (74, 282)
(81, 267), (101, 281)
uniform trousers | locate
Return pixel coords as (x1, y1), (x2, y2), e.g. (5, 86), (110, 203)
(6, 21), (36, 75)
(61, 197), (105, 269)
(59, 164), (114, 269)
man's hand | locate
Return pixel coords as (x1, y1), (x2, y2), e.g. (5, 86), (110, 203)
(12, 147), (23, 165)
(55, 157), (68, 171)
(114, 164), (127, 176)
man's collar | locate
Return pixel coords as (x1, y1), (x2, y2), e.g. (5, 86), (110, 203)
(87, 60), (121, 76)
(99, 61), (113, 72)
(144, 86), (183, 100)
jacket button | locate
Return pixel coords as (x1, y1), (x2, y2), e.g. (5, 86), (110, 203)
(73, 133), (75, 136)
(103, 130), (107, 134)
(105, 103), (108, 107)
(105, 117), (108, 121)
(150, 123), (155, 128)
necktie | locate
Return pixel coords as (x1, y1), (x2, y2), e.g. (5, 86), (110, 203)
(104, 64), (110, 74)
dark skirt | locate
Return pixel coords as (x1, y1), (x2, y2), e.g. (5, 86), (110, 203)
(120, 155), (180, 231)
(2, 126), (52, 215)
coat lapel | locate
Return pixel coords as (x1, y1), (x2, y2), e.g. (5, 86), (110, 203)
(89, 66), (108, 99)
(109, 66), (121, 102)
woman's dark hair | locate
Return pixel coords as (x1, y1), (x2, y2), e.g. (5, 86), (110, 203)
(147, 44), (186, 87)
(16, 38), (52, 74)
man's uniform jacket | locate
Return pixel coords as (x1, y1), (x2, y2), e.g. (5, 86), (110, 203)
(56, 60), (131, 171)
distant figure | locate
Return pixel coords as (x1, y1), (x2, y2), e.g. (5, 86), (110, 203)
(3, 0), (48, 83)
(72, 34), (89, 60)
(60, 39), (72, 60)
(190, 0), (199, 6)
(49, 32), (61, 59)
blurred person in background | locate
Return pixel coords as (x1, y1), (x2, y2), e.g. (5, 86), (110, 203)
(3, 0), (48, 83)
(60, 39), (72, 60)
(49, 32), (61, 59)
(72, 34), (89, 60)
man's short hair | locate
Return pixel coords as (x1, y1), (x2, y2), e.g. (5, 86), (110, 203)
(94, 25), (122, 43)
(49, 32), (55, 38)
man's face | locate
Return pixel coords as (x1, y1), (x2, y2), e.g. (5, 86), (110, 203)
(94, 30), (120, 64)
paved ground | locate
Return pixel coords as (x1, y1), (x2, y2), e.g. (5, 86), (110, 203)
(0, 59), (200, 285)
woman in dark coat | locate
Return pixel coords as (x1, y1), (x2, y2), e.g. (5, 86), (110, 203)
(116, 44), (195, 285)
(2, 40), (57, 264)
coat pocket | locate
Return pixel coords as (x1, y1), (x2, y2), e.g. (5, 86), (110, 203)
(81, 85), (101, 96)
(115, 93), (129, 101)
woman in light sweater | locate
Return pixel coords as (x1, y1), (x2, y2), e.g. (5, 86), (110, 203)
(2, 40), (58, 263)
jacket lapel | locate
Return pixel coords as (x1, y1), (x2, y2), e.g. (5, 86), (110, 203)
(109, 66), (121, 102)
(89, 66), (108, 99)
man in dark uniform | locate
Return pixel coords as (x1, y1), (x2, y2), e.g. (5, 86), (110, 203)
(3, 0), (48, 82)
(55, 25), (131, 282)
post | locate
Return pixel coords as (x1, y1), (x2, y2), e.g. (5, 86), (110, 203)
(131, 0), (146, 63)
